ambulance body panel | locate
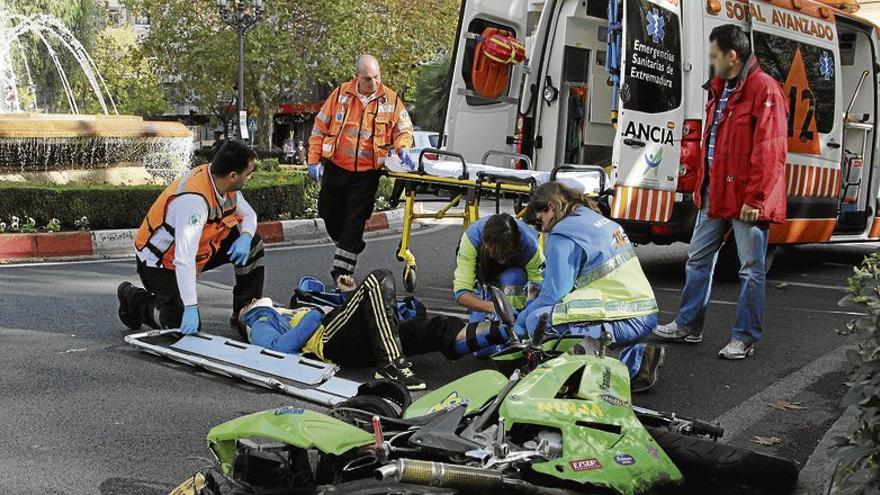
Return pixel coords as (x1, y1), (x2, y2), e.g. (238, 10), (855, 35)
(441, 0), (880, 246)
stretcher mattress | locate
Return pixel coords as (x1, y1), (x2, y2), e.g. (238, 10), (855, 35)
(386, 155), (605, 194)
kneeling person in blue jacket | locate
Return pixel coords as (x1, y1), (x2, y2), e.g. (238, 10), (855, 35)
(239, 269), (462, 391)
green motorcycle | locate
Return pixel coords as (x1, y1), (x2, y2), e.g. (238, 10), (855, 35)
(172, 289), (798, 495)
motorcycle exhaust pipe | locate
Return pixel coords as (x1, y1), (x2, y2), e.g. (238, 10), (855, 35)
(375, 459), (503, 490)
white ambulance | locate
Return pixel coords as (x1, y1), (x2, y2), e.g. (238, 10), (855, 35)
(440, 0), (879, 262)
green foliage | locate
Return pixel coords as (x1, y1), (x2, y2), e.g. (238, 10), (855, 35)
(126, 0), (460, 147)
(75, 26), (170, 116)
(833, 252), (880, 494)
(255, 158), (280, 173)
(0, 172), (398, 231)
(411, 56), (451, 131)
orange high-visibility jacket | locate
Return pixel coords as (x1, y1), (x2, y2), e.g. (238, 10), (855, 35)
(134, 164), (239, 271)
(308, 80), (414, 172)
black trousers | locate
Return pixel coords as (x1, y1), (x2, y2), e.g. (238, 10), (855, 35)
(126, 229), (265, 329)
(317, 160), (382, 279)
(320, 269), (465, 367)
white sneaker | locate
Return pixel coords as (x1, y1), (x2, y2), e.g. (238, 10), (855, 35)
(653, 321), (703, 343)
(718, 339), (755, 360)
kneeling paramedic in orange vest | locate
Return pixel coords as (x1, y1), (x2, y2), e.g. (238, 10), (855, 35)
(307, 54), (414, 285)
(117, 140), (265, 336)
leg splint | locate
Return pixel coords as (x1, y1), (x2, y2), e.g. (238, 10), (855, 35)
(125, 329), (360, 406)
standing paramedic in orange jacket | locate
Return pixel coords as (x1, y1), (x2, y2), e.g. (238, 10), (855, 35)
(307, 54), (414, 286)
(116, 140), (265, 337)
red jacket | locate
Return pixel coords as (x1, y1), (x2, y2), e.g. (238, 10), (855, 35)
(695, 56), (788, 224)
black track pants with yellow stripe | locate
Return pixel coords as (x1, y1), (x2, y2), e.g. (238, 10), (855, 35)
(321, 269), (404, 367)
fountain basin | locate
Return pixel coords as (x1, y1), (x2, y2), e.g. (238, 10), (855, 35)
(0, 113), (192, 185)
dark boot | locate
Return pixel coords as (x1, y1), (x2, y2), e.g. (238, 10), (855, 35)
(117, 281), (143, 330)
(631, 344), (666, 393)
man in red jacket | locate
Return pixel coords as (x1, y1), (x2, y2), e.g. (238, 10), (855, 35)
(654, 24), (787, 359)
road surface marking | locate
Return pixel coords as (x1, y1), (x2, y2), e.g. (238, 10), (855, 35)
(712, 344), (851, 440)
(653, 287), (863, 316)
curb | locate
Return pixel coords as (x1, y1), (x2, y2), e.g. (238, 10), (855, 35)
(0, 207), (413, 262)
(795, 405), (860, 495)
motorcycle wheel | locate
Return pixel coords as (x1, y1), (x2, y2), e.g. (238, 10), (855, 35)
(647, 426), (798, 492)
(316, 479), (457, 494)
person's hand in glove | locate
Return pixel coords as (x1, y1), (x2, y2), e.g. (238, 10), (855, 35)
(397, 148), (416, 170)
(227, 233), (252, 266)
(180, 305), (200, 335)
(307, 163), (323, 182)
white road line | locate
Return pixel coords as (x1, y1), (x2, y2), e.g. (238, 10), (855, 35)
(766, 280), (847, 291)
(653, 287), (864, 316)
(711, 344), (852, 440)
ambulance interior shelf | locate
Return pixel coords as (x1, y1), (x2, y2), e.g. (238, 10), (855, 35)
(386, 148), (607, 292)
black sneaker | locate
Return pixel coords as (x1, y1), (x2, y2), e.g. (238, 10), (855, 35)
(631, 344), (666, 393)
(117, 281), (142, 330)
(375, 359), (426, 391)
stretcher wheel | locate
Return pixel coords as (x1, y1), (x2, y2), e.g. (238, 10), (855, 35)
(403, 266), (417, 293)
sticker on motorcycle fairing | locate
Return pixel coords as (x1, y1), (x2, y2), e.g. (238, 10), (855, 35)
(601, 366), (612, 389)
(645, 445), (660, 459)
(598, 393), (629, 407)
(274, 406), (305, 415)
(538, 401), (603, 417)
(570, 458), (603, 472)
(614, 452), (637, 466)
(427, 391), (466, 414)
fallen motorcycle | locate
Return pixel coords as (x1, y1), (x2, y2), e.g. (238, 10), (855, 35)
(170, 288), (799, 495)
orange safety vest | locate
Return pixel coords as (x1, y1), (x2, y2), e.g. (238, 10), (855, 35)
(134, 164), (239, 271)
(308, 80), (414, 172)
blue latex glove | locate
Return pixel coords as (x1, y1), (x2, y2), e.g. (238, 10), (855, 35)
(227, 233), (252, 266)
(307, 163), (323, 182)
(398, 148), (416, 170)
(180, 305), (200, 335)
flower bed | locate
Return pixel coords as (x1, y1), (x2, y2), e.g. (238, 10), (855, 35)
(0, 172), (397, 232)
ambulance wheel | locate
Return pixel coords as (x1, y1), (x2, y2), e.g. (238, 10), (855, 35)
(403, 266), (417, 292)
(714, 241), (776, 283)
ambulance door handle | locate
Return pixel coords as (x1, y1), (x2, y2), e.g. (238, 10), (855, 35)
(623, 138), (646, 148)
(827, 140), (841, 149)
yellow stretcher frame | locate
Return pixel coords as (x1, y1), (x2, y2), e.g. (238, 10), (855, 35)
(386, 148), (606, 292)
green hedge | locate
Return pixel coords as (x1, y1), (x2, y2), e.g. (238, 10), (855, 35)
(0, 172), (398, 231)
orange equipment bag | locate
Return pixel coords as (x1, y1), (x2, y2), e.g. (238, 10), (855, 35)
(471, 28), (525, 100)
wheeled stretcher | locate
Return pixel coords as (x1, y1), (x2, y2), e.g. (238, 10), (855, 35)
(386, 148), (608, 291)
(125, 329), (360, 406)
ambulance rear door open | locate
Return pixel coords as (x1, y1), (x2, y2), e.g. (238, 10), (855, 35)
(610, 0), (684, 223)
(441, 0), (529, 164)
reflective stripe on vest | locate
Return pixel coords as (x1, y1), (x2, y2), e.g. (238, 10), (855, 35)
(134, 164), (238, 271)
(548, 207), (657, 325)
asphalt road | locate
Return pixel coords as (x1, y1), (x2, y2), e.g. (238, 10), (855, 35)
(0, 224), (873, 494)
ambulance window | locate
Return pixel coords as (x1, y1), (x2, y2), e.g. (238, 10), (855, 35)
(753, 32), (836, 135)
(461, 18), (517, 106)
(621, 0), (682, 114)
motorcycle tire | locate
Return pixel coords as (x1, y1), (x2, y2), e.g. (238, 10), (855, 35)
(647, 426), (798, 492)
(316, 479), (458, 495)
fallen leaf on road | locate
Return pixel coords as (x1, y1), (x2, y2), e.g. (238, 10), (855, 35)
(751, 436), (782, 446)
(60, 348), (87, 354)
(767, 399), (806, 411)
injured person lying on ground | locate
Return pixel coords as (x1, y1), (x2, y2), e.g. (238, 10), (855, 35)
(238, 269), (465, 391)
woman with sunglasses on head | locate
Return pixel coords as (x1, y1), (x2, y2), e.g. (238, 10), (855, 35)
(518, 182), (665, 393)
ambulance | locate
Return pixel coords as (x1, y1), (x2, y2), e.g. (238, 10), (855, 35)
(440, 0), (880, 267)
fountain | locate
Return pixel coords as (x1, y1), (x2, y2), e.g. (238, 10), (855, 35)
(0, 11), (192, 185)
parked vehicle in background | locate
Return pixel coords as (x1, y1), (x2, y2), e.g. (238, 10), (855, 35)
(411, 130), (441, 160)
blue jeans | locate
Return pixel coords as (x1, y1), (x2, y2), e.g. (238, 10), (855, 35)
(524, 305), (656, 378)
(676, 203), (769, 343)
